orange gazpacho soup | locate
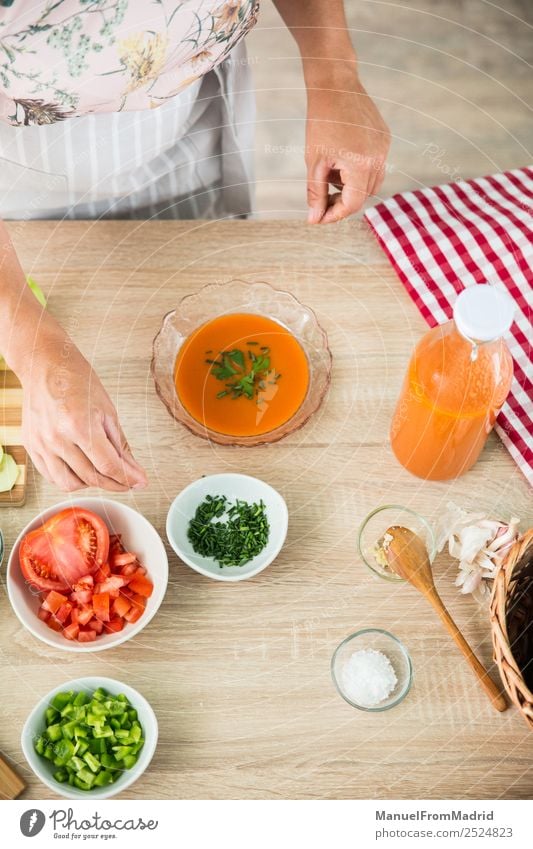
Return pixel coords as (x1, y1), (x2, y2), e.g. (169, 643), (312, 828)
(174, 313), (309, 436)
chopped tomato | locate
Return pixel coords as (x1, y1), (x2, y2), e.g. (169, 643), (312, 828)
(124, 606), (143, 624)
(92, 592), (110, 622)
(113, 595), (131, 618)
(70, 589), (92, 605)
(20, 507), (109, 591)
(42, 591), (68, 615)
(112, 551), (137, 567)
(128, 576), (153, 598)
(63, 623), (79, 641)
(104, 617), (125, 633)
(93, 562), (111, 582)
(47, 615), (64, 632)
(73, 575), (94, 589)
(98, 575), (128, 598)
(77, 630), (97, 642)
(129, 593), (147, 610)
(55, 602), (73, 624)
(28, 516), (151, 644)
(77, 605), (94, 626)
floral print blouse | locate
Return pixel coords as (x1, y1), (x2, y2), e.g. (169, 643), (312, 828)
(0, 0), (259, 125)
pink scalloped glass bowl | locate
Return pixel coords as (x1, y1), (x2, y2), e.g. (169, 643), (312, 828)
(151, 279), (332, 446)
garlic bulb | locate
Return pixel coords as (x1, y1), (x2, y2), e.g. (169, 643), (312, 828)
(435, 502), (520, 603)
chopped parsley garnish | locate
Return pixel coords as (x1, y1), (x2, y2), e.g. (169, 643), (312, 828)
(206, 344), (280, 401)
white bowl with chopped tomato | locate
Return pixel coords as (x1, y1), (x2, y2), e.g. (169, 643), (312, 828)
(7, 498), (168, 652)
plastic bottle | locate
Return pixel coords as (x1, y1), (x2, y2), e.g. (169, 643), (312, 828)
(390, 285), (515, 480)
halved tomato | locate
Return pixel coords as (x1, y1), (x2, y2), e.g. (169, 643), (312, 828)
(19, 508), (109, 592)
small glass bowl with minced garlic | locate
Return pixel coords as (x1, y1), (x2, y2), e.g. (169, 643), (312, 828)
(357, 505), (436, 582)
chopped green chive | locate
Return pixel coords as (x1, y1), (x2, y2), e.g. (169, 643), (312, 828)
(187, 495), (270, 568)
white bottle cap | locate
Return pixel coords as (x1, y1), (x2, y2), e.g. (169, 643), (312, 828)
(453, 285), (515, 342)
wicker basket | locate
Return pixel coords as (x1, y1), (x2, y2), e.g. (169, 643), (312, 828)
(491, 529), (533, 728)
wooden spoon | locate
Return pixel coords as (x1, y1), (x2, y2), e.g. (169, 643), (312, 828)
(384, 525), (507, 712)
(0, 753), (25, 799)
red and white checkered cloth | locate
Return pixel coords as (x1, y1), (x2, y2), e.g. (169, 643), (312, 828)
(365, 166), (533, 486)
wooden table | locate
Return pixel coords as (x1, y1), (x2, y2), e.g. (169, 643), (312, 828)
(1, 220), (531, 800)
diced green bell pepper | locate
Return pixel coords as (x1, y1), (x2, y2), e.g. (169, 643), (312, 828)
(93, 725), (113, 739)
(34, 736), (46, 756)
(77, 767), (96, 787)
(91, 688), (108, 703)
(35, 686), (144, 792)
(67, 756), (85, 772)
(53, 738), (75, 766)
(93, 770), (114, 786)
(46, 724), (62, 743)
(83, 752), (100, 773)
(51, 691), (74, 712)
(61, 720), (77, 740)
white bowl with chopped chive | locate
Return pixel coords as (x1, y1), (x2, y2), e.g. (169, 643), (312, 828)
(166, 473), (288, 582)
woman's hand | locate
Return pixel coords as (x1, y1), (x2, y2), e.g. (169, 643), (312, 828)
(305, 69), (391, 224)
(18, 320), (147, 493)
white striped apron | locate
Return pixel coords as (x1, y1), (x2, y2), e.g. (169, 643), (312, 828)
(0, 41), (255, 220)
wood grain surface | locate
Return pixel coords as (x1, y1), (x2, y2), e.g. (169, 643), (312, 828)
(0, 220), (531, 801)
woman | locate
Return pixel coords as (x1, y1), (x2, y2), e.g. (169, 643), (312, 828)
(0, 0), (390, 492)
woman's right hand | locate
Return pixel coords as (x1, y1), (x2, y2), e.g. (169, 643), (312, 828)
(18, 320), (147, 493)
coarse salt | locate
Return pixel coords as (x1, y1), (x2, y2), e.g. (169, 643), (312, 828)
(341, 648), (397, 707)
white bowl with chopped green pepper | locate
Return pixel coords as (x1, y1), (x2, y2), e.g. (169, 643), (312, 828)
(21, 677), (158, 799)
(166, 473), (288, 582)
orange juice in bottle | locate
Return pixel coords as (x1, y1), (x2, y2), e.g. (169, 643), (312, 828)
(390, 285), (515, 480)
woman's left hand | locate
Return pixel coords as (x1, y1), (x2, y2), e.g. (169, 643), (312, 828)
(305, 70), (391, 224)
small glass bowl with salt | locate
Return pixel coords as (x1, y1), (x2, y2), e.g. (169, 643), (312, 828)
(331, 629), (412, 711)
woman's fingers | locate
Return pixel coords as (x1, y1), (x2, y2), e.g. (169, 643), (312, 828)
(306, 159), (331, 223)
(79, 416), (146, 489)
(368, 158), (386, 199)
(62, 443), (130, 492)
(320, 176), (367, 223)
(307, 156), (376, 224)
(42, 452), (87, 492)
(31, 451), (55, 487)
(103, 414), (147, 488)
